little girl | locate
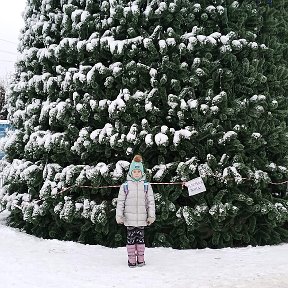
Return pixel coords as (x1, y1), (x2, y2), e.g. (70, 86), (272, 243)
(116, 155), (155, 267)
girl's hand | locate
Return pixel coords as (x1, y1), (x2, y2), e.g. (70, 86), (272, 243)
(116, 217), (124, 224)
(147, 217), (155, 225)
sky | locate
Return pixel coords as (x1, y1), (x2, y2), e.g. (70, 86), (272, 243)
(0, 1), (26, 81)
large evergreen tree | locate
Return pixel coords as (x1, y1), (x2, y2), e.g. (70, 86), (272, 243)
(1, 0), (288, 248)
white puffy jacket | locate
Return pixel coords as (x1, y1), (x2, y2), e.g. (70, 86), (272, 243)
(116, 174), (155, 227)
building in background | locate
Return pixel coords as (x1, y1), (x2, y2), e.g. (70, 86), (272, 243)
(0, 120), (9, 159)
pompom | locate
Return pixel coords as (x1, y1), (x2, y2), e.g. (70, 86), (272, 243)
(133, 154), (143, 162)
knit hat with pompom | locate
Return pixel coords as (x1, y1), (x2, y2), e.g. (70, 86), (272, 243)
(128, 155), (144, 175)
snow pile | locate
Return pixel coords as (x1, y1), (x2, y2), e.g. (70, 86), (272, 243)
(0, 211), (287, 288)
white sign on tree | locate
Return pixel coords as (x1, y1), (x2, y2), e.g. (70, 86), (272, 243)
(184, 177), (206, 196)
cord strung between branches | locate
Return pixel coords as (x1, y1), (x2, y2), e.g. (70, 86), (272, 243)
(59, 182), (185, 194)
(57, 177), (288, 195)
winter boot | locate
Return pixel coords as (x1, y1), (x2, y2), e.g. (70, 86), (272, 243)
(127, 244), (137, 268)
(136, 244), (145, 266)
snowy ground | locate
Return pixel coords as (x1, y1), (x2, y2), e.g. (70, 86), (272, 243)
(0, 211), (288, 288)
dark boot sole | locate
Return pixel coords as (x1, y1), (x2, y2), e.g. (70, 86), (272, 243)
(137, 262), (145, 267)
(128, 261), (137, 268)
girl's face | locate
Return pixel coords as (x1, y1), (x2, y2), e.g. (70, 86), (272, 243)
(132, 169), (142, 179)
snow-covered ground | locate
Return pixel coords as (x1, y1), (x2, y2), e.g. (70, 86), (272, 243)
(0, 211), (288, 288)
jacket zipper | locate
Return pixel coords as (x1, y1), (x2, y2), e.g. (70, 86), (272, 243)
(136, 182), (138, 225)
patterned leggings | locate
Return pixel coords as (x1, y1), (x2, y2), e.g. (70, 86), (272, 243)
(126, 226), (145, 245)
